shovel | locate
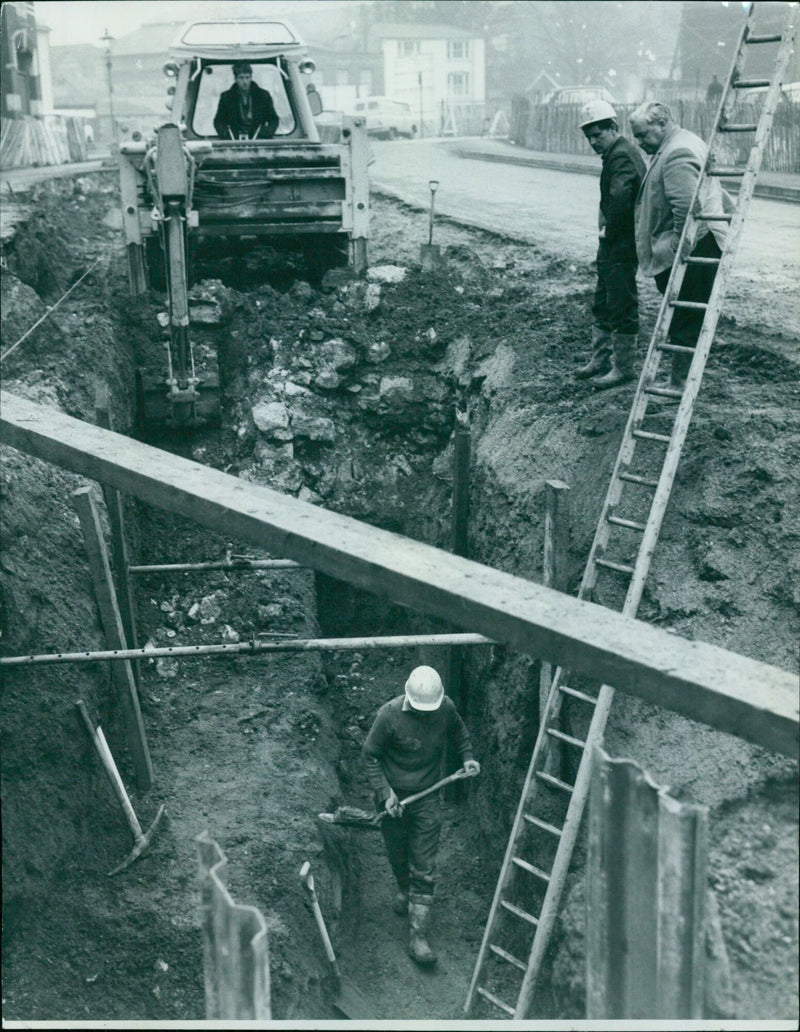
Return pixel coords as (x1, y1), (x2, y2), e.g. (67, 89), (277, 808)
(76, 700), (165, 876)
(318, 767), (472, 829)
(299, 861), (372, 1019)
(420, 179), (445, 272)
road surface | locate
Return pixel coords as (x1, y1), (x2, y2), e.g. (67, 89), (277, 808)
(370, 139), (800, 338)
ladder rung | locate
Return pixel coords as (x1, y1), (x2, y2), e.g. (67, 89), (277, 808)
(618, 472), (659, 488)
(733, 78), (771, 88)
(500, 898), (540, 925)
(632, 429), (671, 443)
(718, 123), (757, 132)
(536, 770), (574, 793)
(645, 386), (683, 399)
(746, 33), (782, 44)
(560, 684), (599, 705)
(476, 986), (516, 1016)
(658, 342), (696, 355)
(685, 255), (722, 264)
(607, 515), (647, 531)
(512, 856), (551, 881)
(523, 813), (563, 836)
(706, 168), (745, 178)
(547, 726), (588, 747)
(598, 557), (635, 573)
(694, 213), (732, 222)
(669, 299), (709, 310)
(489, 943), (527, 972)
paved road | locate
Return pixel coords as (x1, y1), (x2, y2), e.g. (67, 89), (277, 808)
(370, 139), (800, 337)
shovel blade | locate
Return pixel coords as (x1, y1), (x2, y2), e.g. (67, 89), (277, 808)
(420, 243), (445, 272)
(332, 979), (373, 1020)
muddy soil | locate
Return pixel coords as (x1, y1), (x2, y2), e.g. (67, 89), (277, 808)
(1, 173), (797, 1024)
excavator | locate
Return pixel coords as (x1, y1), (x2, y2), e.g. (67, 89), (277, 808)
(117, 19), (370, 430)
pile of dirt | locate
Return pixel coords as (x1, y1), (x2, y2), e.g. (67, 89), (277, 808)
(1, 175), (797, 1023)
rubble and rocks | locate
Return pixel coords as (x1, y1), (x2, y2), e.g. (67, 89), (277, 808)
(1, 179), (796, 1025)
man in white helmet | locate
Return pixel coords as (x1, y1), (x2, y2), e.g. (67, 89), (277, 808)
(363, 665), (480, 966)
(575, 99), (646, 388)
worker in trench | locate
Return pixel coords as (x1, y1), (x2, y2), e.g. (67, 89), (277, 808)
(630, 100), (732, 388)
(362, 665), (480, 966)
(213, 61), (280, 140)
(575, 100), (646, 389)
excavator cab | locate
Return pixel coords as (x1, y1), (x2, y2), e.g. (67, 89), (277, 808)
(118, 19), (370, 433)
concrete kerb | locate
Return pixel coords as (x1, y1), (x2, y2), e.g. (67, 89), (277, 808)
(452, 140), (800, 205)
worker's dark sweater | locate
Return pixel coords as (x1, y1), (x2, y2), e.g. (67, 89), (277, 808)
(363, 695), (474, 801)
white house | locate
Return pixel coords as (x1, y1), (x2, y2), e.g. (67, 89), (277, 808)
(373, 22), (485, 134)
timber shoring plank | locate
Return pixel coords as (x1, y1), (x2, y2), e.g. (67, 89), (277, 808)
(72, 486), (153, 791)
(1, 391), (797, 758)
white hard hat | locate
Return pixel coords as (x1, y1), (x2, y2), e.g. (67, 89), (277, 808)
(578, 99), (617, 129)
(404, 665), (444, 711)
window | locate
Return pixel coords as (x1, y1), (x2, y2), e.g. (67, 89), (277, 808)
(181, 21), (297, 47)
(447, 72), (470, 97)
(192, 61), (295, 137)
(13, 29), (34, 74)
(447, 41), (469, 59)
(398, 40), (419, 56)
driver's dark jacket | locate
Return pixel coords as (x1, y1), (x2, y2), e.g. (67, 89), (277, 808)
(213, 82), (279, 139)
(599, 135), (646, 261)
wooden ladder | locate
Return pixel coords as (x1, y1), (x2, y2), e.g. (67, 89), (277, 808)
(465, 3), (798, 1019)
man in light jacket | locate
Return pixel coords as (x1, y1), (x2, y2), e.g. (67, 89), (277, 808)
(630, 101), (731, 387)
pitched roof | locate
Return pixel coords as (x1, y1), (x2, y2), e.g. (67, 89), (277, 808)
(370, 21), (479, 42)
(107, 21), (186, 57)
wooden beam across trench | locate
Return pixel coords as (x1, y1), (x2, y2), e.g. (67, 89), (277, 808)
(1, 390), (797, 758)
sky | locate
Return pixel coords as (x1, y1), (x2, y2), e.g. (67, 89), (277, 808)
(34, 0), (361, 47)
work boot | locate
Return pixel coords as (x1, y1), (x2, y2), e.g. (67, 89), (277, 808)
(408, 898), (437, 966)
(670, 351), (693, 390)
(393, 888), (409, 916)
(574, 326), (612, 379)
(592, 332), (636, 389)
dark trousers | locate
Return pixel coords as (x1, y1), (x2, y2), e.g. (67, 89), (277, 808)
(654, 232), (722, 349)
(380, 794), (442, 902)
(592, 243), (639, 336)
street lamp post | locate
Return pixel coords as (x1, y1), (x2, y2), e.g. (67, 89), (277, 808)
(418, 71), (423, 139)
(101, 28), (117, 146)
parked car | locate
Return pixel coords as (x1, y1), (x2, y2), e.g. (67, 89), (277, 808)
(545, 86), (616, 107)
(351, 96), (417, 139)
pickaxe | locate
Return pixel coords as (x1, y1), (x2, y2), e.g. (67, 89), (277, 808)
(76, 700), (165, 876)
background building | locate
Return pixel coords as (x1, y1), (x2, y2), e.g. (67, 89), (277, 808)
(372, 22), (485, 134)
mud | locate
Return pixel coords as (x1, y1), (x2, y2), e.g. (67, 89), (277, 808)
(0, 172), (797, 1022)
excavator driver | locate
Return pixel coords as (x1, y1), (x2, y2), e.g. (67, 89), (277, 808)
(213, 62), (280, 140)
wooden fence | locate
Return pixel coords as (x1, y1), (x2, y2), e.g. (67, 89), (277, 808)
(196, 831), (271, 1020)
(510, 97), (800, 174)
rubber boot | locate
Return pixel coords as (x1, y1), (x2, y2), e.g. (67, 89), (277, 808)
(575, 326), (612, 379)
(592, 332), (636, 389)
(408, 898), (437, 966)
(393, 888), (409, 916)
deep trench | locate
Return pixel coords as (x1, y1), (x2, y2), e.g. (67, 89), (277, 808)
(1, 176), (798, 1022)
